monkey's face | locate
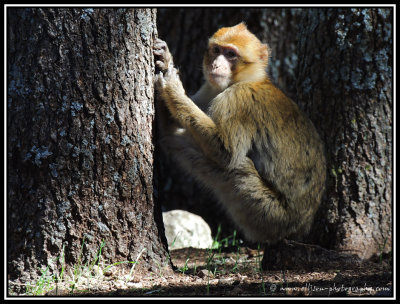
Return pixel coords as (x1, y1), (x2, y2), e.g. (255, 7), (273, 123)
(204, 23), (270, 91)
(203, 43), (239, 91)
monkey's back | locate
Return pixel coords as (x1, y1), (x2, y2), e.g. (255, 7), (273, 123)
(209, 80), (326, 242)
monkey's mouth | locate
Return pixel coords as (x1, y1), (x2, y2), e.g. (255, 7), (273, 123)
(209, 72), (228, 79)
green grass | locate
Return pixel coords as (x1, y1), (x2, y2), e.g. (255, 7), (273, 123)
(25, 244), (67, 296)
(178, 258), (190, 274)
(17, 224), (268, 296)
(21, 239), (139, 296)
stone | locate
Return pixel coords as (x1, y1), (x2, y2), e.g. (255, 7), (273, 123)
(162, 209), (213, 250)
(197, 269), (214, 278)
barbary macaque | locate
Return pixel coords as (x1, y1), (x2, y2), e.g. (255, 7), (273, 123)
(154, 23), (326, 250)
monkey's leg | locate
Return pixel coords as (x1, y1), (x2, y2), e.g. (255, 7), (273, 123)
(161, 134), (229, 188)
(163, 134), (293, 246)
(261, 240), (289, 270)
(226, 158), (297, 243)
(163, 132), (291, 241)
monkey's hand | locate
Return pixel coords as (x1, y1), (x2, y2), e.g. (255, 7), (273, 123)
(154, 38), (173, 72)
(154, 38), (185, 100)
(155, 65), (186, 104)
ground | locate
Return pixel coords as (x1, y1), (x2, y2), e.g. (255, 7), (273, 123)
(9, 242), (392, 298)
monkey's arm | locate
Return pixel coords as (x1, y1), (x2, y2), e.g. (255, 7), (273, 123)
(156, 66), (225, 158)
(154, 39), (226, 162)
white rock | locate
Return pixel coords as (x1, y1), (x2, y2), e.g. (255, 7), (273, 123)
(162, 209), (213, 250)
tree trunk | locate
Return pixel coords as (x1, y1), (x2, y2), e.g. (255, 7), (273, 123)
(7, 7), (171, 285)
(296, 8), (393, 259)
(157, 8), (393, 259)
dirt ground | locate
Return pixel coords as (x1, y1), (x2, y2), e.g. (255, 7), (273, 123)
(33, 241), (393, 298)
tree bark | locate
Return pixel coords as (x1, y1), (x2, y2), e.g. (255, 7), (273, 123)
(7, 7), (171, 284)
(296, 8), (392, 259)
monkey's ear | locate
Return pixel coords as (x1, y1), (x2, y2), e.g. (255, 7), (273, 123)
(235, 22), (248, 31)
(259, 43), (270, 65)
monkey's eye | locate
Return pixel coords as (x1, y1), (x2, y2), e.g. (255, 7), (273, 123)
(212, 46), (220, 55)
(225, 49), (237, 59)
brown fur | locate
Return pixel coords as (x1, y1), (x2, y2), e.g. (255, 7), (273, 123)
(154, 23), (326, 243)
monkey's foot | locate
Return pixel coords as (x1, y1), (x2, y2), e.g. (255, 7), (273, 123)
(261, 240), (289, 270)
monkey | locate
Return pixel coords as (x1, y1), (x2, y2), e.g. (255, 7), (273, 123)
(154, 23), (326, 255)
